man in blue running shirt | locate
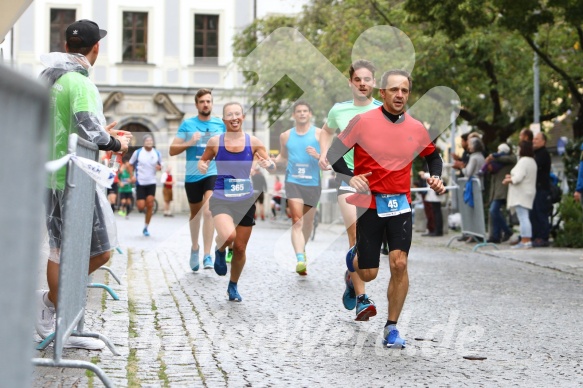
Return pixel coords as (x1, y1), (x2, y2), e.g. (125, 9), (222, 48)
(170, 89), (225, 271)
(272, 101), (322, 275)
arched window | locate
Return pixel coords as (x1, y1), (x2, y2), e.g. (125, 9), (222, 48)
(119, 123), (152, 161)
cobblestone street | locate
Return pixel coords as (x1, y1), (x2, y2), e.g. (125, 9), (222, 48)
(33, 213), (583, 387)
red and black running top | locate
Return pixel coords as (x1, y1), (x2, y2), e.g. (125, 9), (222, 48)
(335, 107), (436, 209)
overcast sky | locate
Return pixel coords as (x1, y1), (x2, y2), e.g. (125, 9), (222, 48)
(256, 0), (311, 18)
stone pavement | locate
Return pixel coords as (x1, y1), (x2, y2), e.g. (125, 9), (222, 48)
(32, 212), (583, 387)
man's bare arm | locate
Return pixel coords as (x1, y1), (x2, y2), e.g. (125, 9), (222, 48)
(318, 123), (336, 170)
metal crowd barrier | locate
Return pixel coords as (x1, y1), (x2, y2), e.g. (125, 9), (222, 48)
(319, 188), (340, 224)
(0, 64), (49, 388)
(32, 134), (119, 388)
(410, 186), (457, 234)
(318, 186), (458, 226)
(447, 177), (498, 252)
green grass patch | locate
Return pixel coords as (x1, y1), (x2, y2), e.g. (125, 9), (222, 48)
(157, 354), (169, 387)
(101, 271), (109, 312)
(85, 356), (100, 386)
(126, 249), (141, 386)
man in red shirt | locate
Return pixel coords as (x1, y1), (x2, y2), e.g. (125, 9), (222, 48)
(327, 69), (445, 348)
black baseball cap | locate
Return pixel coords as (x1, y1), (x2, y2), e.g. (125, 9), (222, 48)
(66, 19), (107, 48)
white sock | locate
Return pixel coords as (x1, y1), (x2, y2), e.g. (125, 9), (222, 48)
(43, 292), (54, 308)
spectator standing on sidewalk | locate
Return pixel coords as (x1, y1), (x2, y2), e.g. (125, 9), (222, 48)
(452, 133), (471, 173)
(503, 141), (537, 249)
(453, 137), (486, 242)
(575, 143), (583, 260)
(416, 171), (435, 236)
(38, 19), (130, 349)
(420, 162), (446, 237)
(520, 128), (534, 142)
(575, 143), (583, 206)
(161, 166), (174, 217)
(129, 134), (162, 237)
(453, 137), (486, 187)
(530, 132), (552, 247)
(484, 143), (516, 243)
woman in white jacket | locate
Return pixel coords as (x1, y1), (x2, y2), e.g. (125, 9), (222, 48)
(502, 140), (538, 248)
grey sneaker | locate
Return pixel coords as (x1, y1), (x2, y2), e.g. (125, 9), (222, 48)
(63, 336), (106, 350)
(511, 241), (532, 249)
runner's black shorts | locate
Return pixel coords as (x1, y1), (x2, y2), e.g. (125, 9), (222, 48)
(119, 192), (133, 201)
(253, 191), (265, 204)
(355, 206), (412, 269)
(136, 184), (156, 200)
(285, 181), (322, 208)
(107, 183), (118, 196)
(209, 196), (256, 227)
(185, 176), (217, 203)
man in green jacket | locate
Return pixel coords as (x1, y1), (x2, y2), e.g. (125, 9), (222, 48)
(37, 20), (130, 350)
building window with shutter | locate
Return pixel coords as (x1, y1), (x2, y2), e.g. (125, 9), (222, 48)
(194, 14), (219, 65)
(50, 9), (76, 52)
(122, 12), (148, 62)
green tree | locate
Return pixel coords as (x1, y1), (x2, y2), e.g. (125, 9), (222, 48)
(404, 0), (583, 140)
(232, 0), (576, 149)
(232, 16), (303, 126)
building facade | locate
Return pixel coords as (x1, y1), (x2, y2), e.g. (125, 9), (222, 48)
(7, 0), (307, 212)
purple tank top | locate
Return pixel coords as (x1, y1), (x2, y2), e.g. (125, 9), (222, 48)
(213, 133), (254, 201)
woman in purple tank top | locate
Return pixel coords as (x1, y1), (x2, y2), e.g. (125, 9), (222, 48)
(198, 102), (274, 302)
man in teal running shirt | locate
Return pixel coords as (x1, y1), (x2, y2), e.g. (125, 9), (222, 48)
(318, 59), (382, 321)
(170, 89), (226, 271)
(273, 101), (322, 275)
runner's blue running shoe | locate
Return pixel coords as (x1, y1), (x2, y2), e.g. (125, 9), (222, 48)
(227, 282), (242, 302)
(214, 249), (227, 276)
(143, 228), (150, 237)
(342, 270), (356, 310)
(203, 254), (213, 269)
(355, 294), (377, 321)
(190, 249), (200, 272)
(383, 324), (406, 348)
(346, 246), (356, 273)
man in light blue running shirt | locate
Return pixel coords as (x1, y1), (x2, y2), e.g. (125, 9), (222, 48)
(170, 89), (225, 271)
(273, 101), (322, 275)
(318, 59), (383, 321)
